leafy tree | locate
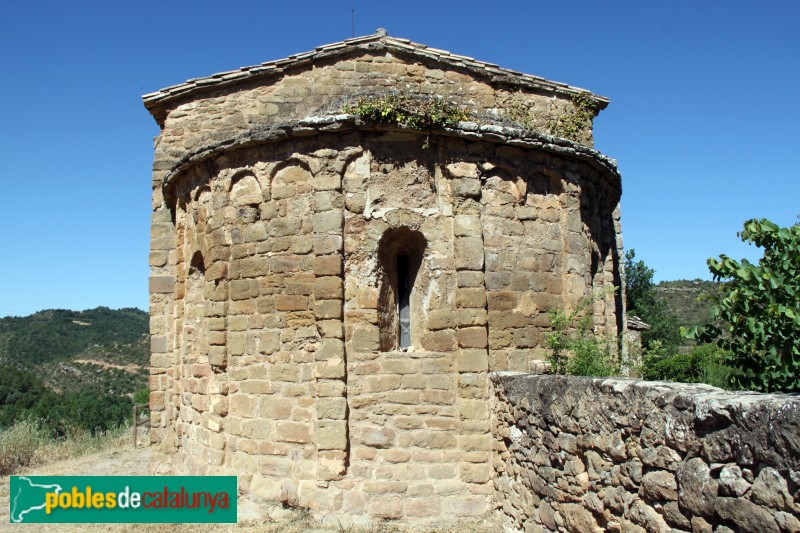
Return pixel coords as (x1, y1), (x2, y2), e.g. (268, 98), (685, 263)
(690, 219), (800, 392)
(0, 366), (54, 428)
(0, 364), (132, 435)
(624, 250), (682, 354)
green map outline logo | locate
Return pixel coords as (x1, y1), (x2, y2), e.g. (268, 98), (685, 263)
(10, 476), (63, 523)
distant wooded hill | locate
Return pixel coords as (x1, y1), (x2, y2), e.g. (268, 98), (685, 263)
(0, 307), (149, 434)
(655, 279), (723, 331)
(0, 307), (148, 396)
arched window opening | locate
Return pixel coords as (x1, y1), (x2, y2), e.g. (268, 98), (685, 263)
(377, 228), (427, 351)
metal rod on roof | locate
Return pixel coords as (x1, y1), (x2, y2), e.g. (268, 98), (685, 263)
(351, 8), (355, 38)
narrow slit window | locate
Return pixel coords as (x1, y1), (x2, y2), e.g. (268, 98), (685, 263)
(397, 254), (411, 349)
(377, 227), (426, 352)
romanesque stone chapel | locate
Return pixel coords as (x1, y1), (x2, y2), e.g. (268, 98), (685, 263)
(143, 30), (624, 525)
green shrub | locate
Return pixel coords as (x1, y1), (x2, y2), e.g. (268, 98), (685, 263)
(0, 365), (54, 429)
(566, 336), (616, 377)
(547, 303), (617, 377)
(345, 93), (469, 130)
(546, 93), (597, 141)
(344, 93), (469, 148)
(644, 353), (698, 383)
(643, 343), (732, 388)
(133, 387), (150, 406)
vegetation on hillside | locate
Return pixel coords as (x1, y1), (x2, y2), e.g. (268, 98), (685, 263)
(0, 307), (148, 446)
(624, 249), (733, 388)
(0, 307), (147, 364)
(0, 361), (133, 436)
(655, 279), (724, 330)
(0, 307), (148, 395)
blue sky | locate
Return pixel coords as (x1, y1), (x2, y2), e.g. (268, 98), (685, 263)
(1, 1), (798, 317)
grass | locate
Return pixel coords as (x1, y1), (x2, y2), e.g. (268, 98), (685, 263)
(0, 418), (130, 475)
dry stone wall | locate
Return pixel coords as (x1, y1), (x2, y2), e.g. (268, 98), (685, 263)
(492, 373), (800, 533)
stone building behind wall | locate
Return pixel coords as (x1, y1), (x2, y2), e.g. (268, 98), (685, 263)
(143, 31), (625, 525)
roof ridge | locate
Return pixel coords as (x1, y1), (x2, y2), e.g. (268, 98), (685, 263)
(143, 29), (608, 110)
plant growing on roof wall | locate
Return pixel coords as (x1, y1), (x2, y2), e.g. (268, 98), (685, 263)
(546, 93), (597, 141)
(344, 93), (469, 148)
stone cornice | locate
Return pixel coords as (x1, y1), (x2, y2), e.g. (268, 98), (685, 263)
(159, 115), (621, 199)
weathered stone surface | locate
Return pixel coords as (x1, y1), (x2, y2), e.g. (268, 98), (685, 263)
(458, 349), (488, 373)
(775, 511), (800, 533)
(640, 470), (678, 501)
(316, 397), (347, 419)
(715, 497), (780, 533)
(560, 503), (597, 532)
(677, 458), (718, 518)
(492, 374), (800, 533)
(360, 427), (395, 449)
(145, 31), (625, 529)
(316, 420), (347, 450)
(639, 445), (681, 471)
(628, 499), (670, 533)
(149, 275), (175, 294)
(718, 464), (751, 497)
(660, 501), (690, 529)
(538, 501), (557, 530)
(750, 466), (792, 511)
(690, 516), (712, 533)
(446, 162), (479, 179)
(454, 237), (484, 270)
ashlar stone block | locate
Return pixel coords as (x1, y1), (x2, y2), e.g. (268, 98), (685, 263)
(275, 421), (311, 444)
(454, 237), (484, 271)
(316, 397), (347, 419)
(316, 420), (347, 450)
(457, 327), (488, 349)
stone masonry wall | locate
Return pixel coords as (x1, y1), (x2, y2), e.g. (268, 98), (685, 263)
(491, 373), (800, 533)
(147, 47), (595, 201)
(148, 122), (622, 525)
(146, 34), (624, 527)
